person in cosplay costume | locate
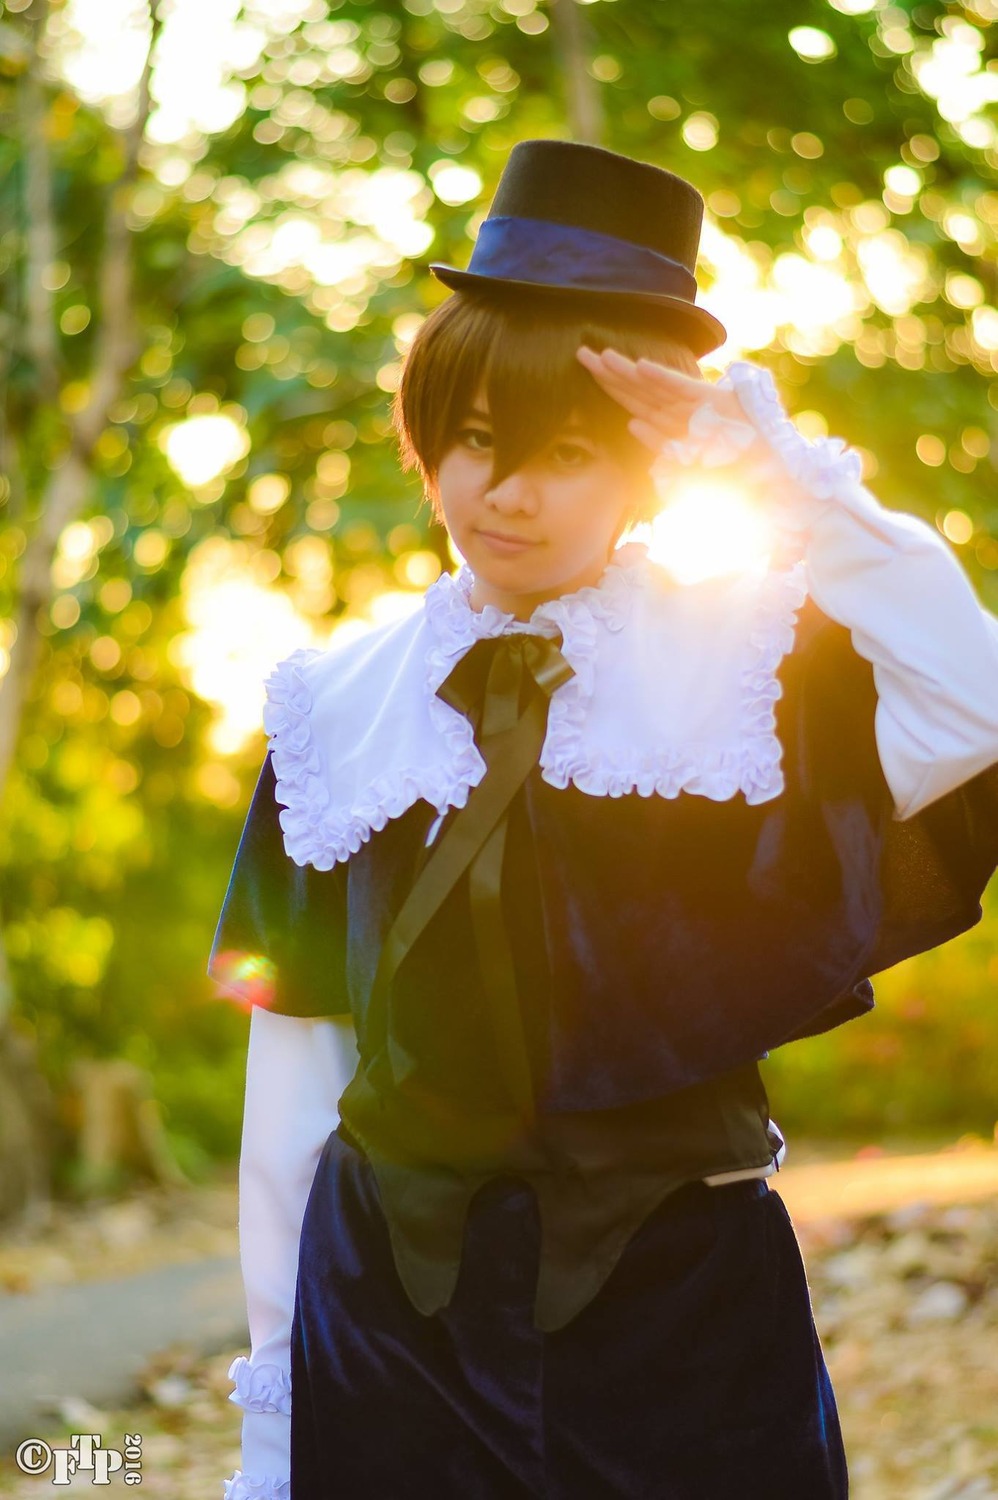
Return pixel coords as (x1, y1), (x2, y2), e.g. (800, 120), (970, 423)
(210, 140), (998, 1499)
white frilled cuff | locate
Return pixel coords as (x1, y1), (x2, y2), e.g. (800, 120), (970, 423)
(652, 359), (862, 538)
(223, 1466), (291, 1500)
(662, 360), (998, 823)
(228, 1356), (292, 1416)
(226, 1009), (360, 1497)
(222, 1410), (291, 1498)
(721, 359), (865, 513)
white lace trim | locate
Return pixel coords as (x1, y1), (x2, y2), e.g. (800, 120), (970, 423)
(226, 1356), (292, 1416)
(532, 557), (807, 803)
(223, 1471), (290, 1500)
(263, 545), (645, 869)
(265, 634), (487, 869)
(262, 640), (468, 870)
(419, 542), (807, 805)
(720, 360), (864, 502)
(738, 561), (809, 802)
(654, 361), (865, 539)
(654, 396), (760, 471)
(424, 542), (645, 799)
(262, 646), (328, 868)
(262, 540), (810, 869)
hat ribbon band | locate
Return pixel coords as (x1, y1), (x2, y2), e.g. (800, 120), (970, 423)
(464, 214), (698, 301)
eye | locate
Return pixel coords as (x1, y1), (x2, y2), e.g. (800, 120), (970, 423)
(455, 426), (492, 452)
(551, 441), (596, 468)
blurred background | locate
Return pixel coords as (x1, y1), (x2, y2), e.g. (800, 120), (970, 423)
(0, 0), (997, 1488)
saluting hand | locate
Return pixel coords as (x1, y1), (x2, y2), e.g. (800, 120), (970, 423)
(575, 344), (776, 475)
(576, 344), (822, 568)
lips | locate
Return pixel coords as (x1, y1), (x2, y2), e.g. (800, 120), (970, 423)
(477, 529), (537, 544)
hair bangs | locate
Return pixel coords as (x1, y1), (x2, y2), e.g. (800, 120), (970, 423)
(392, 288), (705, 520)
(479, 300), (634, 494)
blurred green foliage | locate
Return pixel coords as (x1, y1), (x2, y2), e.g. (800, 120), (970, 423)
(0, 0), (995, 1170)
(764, 883), (998, 1141)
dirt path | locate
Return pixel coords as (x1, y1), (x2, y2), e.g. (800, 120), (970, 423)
(0, 1139), (996, 1498)
(782, 1141), (998, 1500)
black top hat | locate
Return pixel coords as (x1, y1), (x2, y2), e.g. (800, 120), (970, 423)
(428, 139), (727, 359)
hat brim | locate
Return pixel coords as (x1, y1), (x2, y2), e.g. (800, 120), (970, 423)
(427, 264), (727, 359)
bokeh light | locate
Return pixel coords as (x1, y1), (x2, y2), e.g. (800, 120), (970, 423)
(32, 0), (998, 760)
(174, 537), (326, 755)
(159, 412), (251, 489)
(429, 160), (483, 205)
(788, 27), (836, 61)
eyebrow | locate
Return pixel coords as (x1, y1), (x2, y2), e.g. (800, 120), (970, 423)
(465, 407), (587, 432)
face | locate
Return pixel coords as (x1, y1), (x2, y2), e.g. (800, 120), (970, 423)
(432, 385), (637, 621)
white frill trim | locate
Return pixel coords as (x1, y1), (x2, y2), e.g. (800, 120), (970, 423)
(263, 644), (468, 870)
(737, 560), (809, 804)
(654, 361), (865, 539)
(226, 1356), (292, 1416)
(262, 538), (811, 865)
(654, 396), (760, 471)
(261, 646), (329, 868)
(719, 360), (865, 525)
(262, 548), (645, 869)
(425, 543), (645, 800)
(222, 1470), (291, 1500)
(426, 543), (807, 806)
(536, 558), (806, 804)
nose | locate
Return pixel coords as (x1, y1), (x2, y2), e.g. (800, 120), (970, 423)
(484, 466), (539, 516)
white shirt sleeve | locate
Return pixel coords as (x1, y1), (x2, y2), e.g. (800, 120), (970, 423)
(223, 1007), (359, 1500)
(681, 361), (998, 823)
(797, 479), (998, 822)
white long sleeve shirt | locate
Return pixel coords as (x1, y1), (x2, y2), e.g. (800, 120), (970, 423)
(224, 1012), (358, 1500)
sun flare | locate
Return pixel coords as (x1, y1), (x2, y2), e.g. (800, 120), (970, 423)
(645, 481), (775, 585)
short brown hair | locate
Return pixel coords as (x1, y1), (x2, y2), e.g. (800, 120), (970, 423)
(391, 288), (704, 528)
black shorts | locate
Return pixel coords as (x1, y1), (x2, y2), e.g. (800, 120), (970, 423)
(289, 1124), (848, 1499)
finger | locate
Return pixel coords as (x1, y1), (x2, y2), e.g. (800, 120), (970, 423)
(628, 416), (676, 454)
(635, 355), (703, 395)
(591, 345), (638, 370)
(588, 373), (672, 423)
(579, 346), (659, 392)
(576, 346), (682, 403)
(577, 345), (650, 382)
(576, 353), (666, 411)
(579, 363), (695, 436)
(578, 346), (700, 414)
(599, 346), (699, 398)
(591, 378), (681, 430)
(622, 361), (702, 413)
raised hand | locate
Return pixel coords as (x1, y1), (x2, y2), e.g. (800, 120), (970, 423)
(575, 344), (773, 471)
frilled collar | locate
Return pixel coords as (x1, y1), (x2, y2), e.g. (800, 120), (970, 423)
(423, 541), (646, 646)
(262, 543), (809, 871)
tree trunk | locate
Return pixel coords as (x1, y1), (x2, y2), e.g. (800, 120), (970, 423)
(0, 994), (58, 1228)
(70, 1060), (188, 1196)
(0, 2), (157, 1226)
(550, 0), (604, 146)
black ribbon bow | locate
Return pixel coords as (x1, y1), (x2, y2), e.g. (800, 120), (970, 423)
(365, 631), (575, 1117)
